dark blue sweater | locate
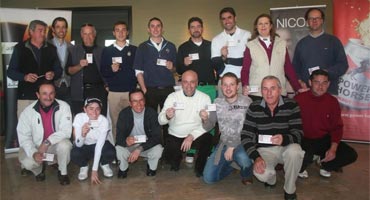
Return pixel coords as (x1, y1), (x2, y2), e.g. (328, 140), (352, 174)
(293, 33), (348, 95)
(100, 44), (137, 92)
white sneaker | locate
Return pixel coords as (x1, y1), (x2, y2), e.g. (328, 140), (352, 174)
(298, 170), (309, 178)
(319, 169), (331, 178)
(185, 156), (194, 164)
(101, 164), (113, 177)
(78, 166), (89, 181)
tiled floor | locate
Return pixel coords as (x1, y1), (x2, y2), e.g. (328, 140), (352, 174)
(1, 142), (369, 200)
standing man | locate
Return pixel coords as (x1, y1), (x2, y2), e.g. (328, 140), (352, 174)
(17, 81), (72, 185)
(115, 89), (163, 178)
(50, 17), (72, 103)
(293, 7), (348, 95)
(101, 21), (137, 141)
(295, 69), (357, 179)
(8, 20), (62, 117)
(177, 17), (217, 101)
(158, 70), (213, 177)
(241, 76), (304, 200)
(67, 23), (106, 116)
(133, 17), (177, 112)
(201, 72), (253, 185)
(211, 7), (251, 96)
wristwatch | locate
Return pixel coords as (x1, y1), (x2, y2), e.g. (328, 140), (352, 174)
(43, 140), (51, 146)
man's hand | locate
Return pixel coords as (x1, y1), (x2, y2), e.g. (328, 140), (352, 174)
(166, 107), (176, 120)
(221, 46), (228, 60)
(24, 73), (38, 83)
(128, 149), (141, 163)
(126, 136), (136, 147)
(81, 123), (90, 137)
(271, 134), (283, 146)
(32, 152), (43, 164)
(253, 157), (266, 174)
(166, 61), (174, 71)
(111, 63), (120, 72)
(91, 170), (101, 185)
(45, 71), (55, 80)
(38, 143), (49, 154)
(321, 143), (338, 163)
(184, 57), (193, 66)
(181, 134), (194, 152)
(199, 109), (209, 121)
(242, 85), (250, 96)
(224, 147), (234, 161)
(79, 59), (89, 68)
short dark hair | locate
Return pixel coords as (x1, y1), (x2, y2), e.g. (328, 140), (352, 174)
(37, 80), (55, 93)
(52, 17), (68, 28)
(148, 17), (163, 28)
(129, 89), (145, 102)
(221, 72), (239, 84)
(113, 21), (128, 31)
(219, 7), (236, 19)
(305, 8), (325, 21)
(310, 69), (329, 80)
(29, 20), (47, 37)
(188, 17), (203, 29)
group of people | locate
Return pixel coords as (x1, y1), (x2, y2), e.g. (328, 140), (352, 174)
(8, 6), (358, 200)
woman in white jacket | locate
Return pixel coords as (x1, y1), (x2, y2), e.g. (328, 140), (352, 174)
(71, 97), (116, 184)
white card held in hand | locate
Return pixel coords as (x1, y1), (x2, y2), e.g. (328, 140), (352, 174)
(112, 57), (122, 63)
(249, 85), (259, 93)
(42, 153), (55, 162)
(308, 66), (320, 75)
(134, 135), (147, 143)
(258, 134), (273, 144)
(228, 40), (237, 47)
(89, 120), (99, 129)
(157, 58), (167, 66)
(206, 104), (216, 112)
(173, 85), (182, 91)
(86, 53), (93, 63)
(173, 102), (185, 110)
(189, 53), (199, 60)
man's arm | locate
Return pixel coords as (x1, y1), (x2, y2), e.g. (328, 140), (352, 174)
(140, 108), (161, 151)
(325, 37), (349, 80)
(7, 45), (27, 81)
(17, 109), (38, 158)
(116, 109), (131, 147)
(281, 101), (303, 146)
(176, 44), (188, 75)
(158, 93), (175, 125)
(241, 108), (260, 161)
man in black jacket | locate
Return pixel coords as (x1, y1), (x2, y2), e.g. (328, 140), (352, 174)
(115, 89), (163, 178)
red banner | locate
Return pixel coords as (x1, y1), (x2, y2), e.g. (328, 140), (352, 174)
(333, 0), (370, 142)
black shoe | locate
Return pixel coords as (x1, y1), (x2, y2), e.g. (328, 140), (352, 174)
(264, 182), (276, 189)
(146, 165), (157, 176)
(35, 172), (45, 182)
(21, 168), (32, 176)
(117, 168), (128, 179)
(284, 192), (297, 200)
(170, 165), (179, 171)
(195, 170), (203, 178)
(58, 171), (70, 185)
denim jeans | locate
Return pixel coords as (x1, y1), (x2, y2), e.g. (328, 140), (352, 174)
(203, 144), (252, 184)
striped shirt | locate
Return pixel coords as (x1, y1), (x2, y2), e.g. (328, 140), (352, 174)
(241, 96), (303, 160)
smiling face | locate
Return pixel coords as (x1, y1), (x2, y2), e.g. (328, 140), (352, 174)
(307, 9), (324, 33)
(261, 78), (282, 108)
(148, 19), (163, 39)
(181, 70), (198, 97)
(189, 21), (203, 39)
(36, 84), (56, 108)
(80, 26), (96, 47)
(220, 12), (236, 33)
(256, 16), (272, 38)
(129, 91), (146, 113)
(221, 76), (239, 100)
(52, 20), (67, 40)
(309, 74), (330, 97)
(84, 102), (101, 120)
(113, 24), (128, 43)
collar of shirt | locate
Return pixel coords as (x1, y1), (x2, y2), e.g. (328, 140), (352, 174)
(223, 26), (240, 38)
(259, 36), (271, 47)
(309, 30), (325, 38)
(260, 96), (284, 108)
(150, 37), (164, 51)
(114, 41), (129, 51)
(53, 37), (66, 47)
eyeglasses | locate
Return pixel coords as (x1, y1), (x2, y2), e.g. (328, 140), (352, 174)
(308, 17), (322, 21)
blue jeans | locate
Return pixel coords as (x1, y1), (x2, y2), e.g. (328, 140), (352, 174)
(203, 144), (252, 184)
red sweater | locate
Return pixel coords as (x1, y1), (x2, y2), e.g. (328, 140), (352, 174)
(294, 91), (343, 143)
